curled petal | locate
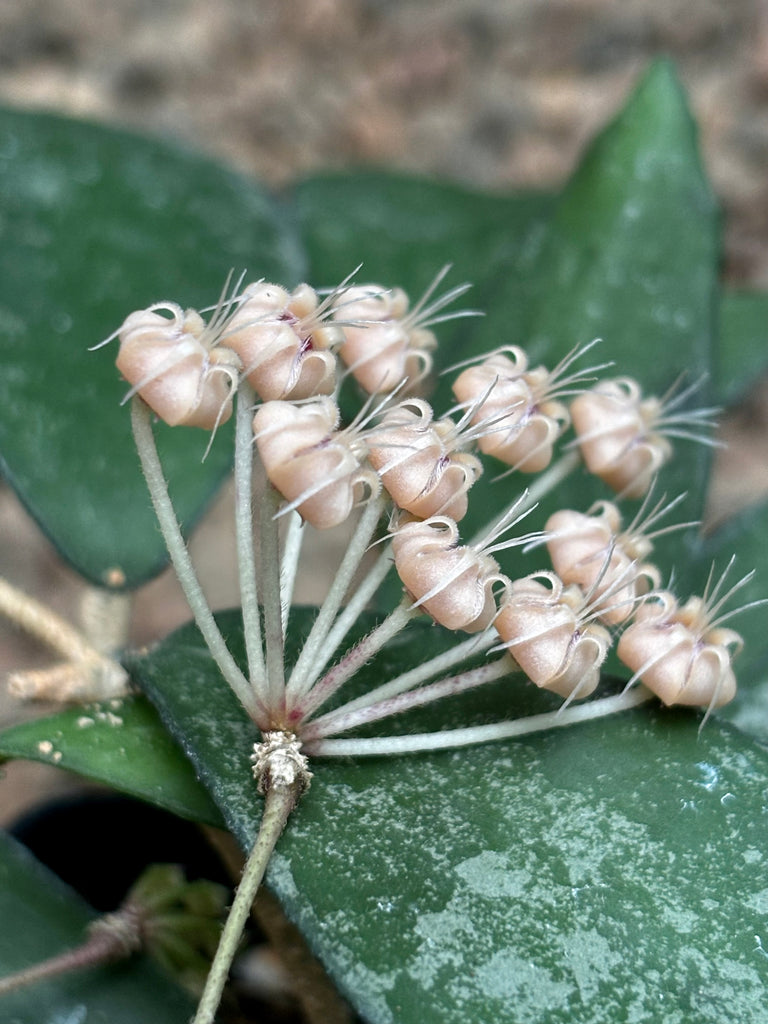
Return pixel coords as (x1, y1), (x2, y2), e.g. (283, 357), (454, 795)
(617, 591), (741, 709)
(368, 406), (482, 520)
(484, 404), (567, 473)
(224, 282), (340, 400)
(116, 308), (235, 428)
(253, 398), (371, 529)
(452, 351), (568, 472)
(545, 506), (658, 625)
(571, 380), (672, 498)
(335, 285), (436, 394)
(495, 574), (610, 698)
(391, 518), (503, 632)
(254, 398), (339, 464)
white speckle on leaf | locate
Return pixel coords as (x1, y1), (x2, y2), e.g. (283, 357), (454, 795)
(557, 928), (621, 1002)
(95, 710), (123, 727)
(454, 851), (530, 899)
(695, 761), (720, 791)
(473, 949), (571, 1013)
(746, 889), (768, 915)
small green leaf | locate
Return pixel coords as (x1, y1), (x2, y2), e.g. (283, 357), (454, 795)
(0, 830), (195, 1022)
(717, 291), (768, 405)
(131, 611), (768, 1024)
(0, 695), (223, 827)
(0, 107), (303, 589)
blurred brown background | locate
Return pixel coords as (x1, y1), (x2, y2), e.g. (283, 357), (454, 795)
(1, 0), (768, 819)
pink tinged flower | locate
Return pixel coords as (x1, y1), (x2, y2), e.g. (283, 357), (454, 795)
(571, 378), (671, 498)
(115, 304), (238, 429)
(570, 376), (719, 499)
(366, 400), (482, 522)
(617, 591), (741, 709)
(334, 284), (436, 395)
(451, 351), (563, 472)
(545, 502), (660, 625)
(494, 572), (611, 700)
(391, 516), (508, 633)
(451, 341), (604, 473)
(222, 282), (341, 401)
(334, 267), (477, 396)
(253, 398), (376, 530)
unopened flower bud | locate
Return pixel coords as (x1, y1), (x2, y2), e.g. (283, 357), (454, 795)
(617, 591), (740, 708)
(367, 400), (482, 521)
(335, 284), (436, 394)
(223, 282), (341, 401)
(116, 304), (238, 429)
(391, 516), (507, 632)
(495, 572), (611, 699)
(545, 502), (659, 625)
(253, 399), (374, 529)
(571, 378), (672, 497)
(452, 348), (570, 472)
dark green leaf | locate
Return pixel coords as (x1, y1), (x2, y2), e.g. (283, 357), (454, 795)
(0, 107), (303, 588)
(0, 695), (223, 827)
(293, 169), (554, 410)
(717, 291), (768, 405)
(293, 169), (552, 301)
(131, 610), (768, 1024)
(0, 829), (195, 1022)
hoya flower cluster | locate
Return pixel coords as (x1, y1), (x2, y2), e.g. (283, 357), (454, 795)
(108, 269), (749, 759)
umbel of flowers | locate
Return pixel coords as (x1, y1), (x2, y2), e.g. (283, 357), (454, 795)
(99, 268), (767, 1024)
(100, 267), (760, 772)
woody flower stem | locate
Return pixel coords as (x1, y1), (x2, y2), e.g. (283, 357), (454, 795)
(0, 907), (141, 997)
(131, 398), (264, 722)
(192, 740), (310, 1024)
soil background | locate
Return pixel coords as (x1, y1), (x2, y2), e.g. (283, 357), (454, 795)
(0, 0), (767, 852)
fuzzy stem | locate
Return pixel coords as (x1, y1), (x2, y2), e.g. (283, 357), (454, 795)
(304, 685), (655, 757)
(286, 489), (387, 703)
(294, 600), (418, 721)
(302, 656), (515, 741)
(280, 511), (305, 633)
(0, 908), (141, 997)
(315, 543), (394, 676)
(191, 783), (299, 1024)
(307, 629), (498, 727)
(131, 398), (264, 722)
(261, 483), (286, 713)
(234, 381), (266, 695)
